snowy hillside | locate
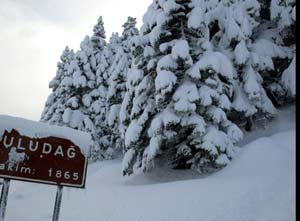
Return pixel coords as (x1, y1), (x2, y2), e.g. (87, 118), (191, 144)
(4, 106), (295, 221)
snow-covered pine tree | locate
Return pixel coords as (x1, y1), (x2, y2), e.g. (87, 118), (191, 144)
(105, 17), (139, 155)
(202, 0), (278, 130)
(236, 0), (296, 108)
(119, 34), (145, 149)
(265, 0), (296, 102)
(271, 0), (296, 45)
(40, 43), (99, 161)
(41, 46), (75, 124)
(41, 16), (112, 161)
(107, 32), (122, 62)
(122, 0), (243, 176)
(81, 16), (116, 160)
(43, 44), (95, 135)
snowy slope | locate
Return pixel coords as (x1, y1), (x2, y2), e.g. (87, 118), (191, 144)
(4, 106), (295, 221)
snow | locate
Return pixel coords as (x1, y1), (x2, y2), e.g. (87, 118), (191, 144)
(232, 84), (257, 117)
(188, 6), (204, 29)
(198, 85), (218, 106)
(73, 74), (87, 88)
(207, 106), (227, 124)
(4, 105), (295, 221)
(4, 0), (296, 218)
(241, 105), (295, 145)
(161, 108), (180, 128)
(201, 126), (235, 157)
(171, 40), (191, 62)
(225, 17), (245, 41)
(108, 104), (121, 126)
(66, 97), (79, 109)
(90, 100), (103, 114)
(146, 8), (170, 47)
(155, 70), (177, 94)
(218, 94), (231, 110)
(7, 148), (28, 168)
(189, 51), (235, 80)
(271, 0), (295, 30)
(243, 66), (261, 100)
(162, 0), (182, 14)
(173, 81), (199, 113)
(119, 92), (131, 124)
(122, 148), (136, 173)
(62, 108), (72, 124)
(157, 54), (178, 72)
(148, 115), (163, 137)
(61, 76), (73, 87)
(292, 6), (296, 21)
(142, 136), (161, 171)
(181, 114), (206, 135)
(147, 108), (180, 137)
(252, 39), (288, 59)
(130, 94), (147, 118)
(125, 105), (151, 147)
(225, 122), (244, 144)
(143, 46), (155, 58)
(281, 56), (296, 96)
(234, 40), (250, 65)
(0, 115), (92, 156)
(69, 110), (86, 129)
(215, 153), (230, 165)
(127, 66), (144, 87)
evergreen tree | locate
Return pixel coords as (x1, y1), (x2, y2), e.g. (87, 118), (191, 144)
(243, 0), (296, 107)
(122, 0), (243, 176)
(41, 0), (296, 176)
(271, 0), (296, 45)
(41, 46), (75, 124)
(266, 0), (296, 103)
(119, 35), (146, 145)
(81, 16), (114, 160)
(201, 0), (278, 130)
(107, 32), (122, 62)
(105, 17), (139, 154)
(41, 44), (99, 160)
(41, 16), (112, 161)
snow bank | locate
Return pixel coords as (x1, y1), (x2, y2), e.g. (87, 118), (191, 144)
(4, 106), (295, 221)
(6, 129), (295, 221)
(0, 115), (92, 155)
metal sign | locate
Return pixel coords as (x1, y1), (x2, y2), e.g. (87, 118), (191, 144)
(0, 128), (89, 221)
(0, 129), (88, 188)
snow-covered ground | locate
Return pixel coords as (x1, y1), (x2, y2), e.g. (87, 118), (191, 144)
(4, 105), (295, 221)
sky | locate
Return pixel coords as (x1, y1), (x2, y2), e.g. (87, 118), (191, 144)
(0, 0), (152, 121)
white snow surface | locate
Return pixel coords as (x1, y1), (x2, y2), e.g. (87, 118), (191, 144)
(3, 106), (295, 221)
(0, 114), (92, 155)
(189, 51), (235, 79)
(171, 39), (192, 62)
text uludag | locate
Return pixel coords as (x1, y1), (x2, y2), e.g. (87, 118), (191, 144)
(0, 129), (87, 188)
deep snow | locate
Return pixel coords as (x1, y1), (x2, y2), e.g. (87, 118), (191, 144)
(3, 106), (295, 221)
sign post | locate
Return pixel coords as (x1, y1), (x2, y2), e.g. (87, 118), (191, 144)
(52, 186), (63, 221)
(0, 114), (90, 221)
(0, 179), (10, 221)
